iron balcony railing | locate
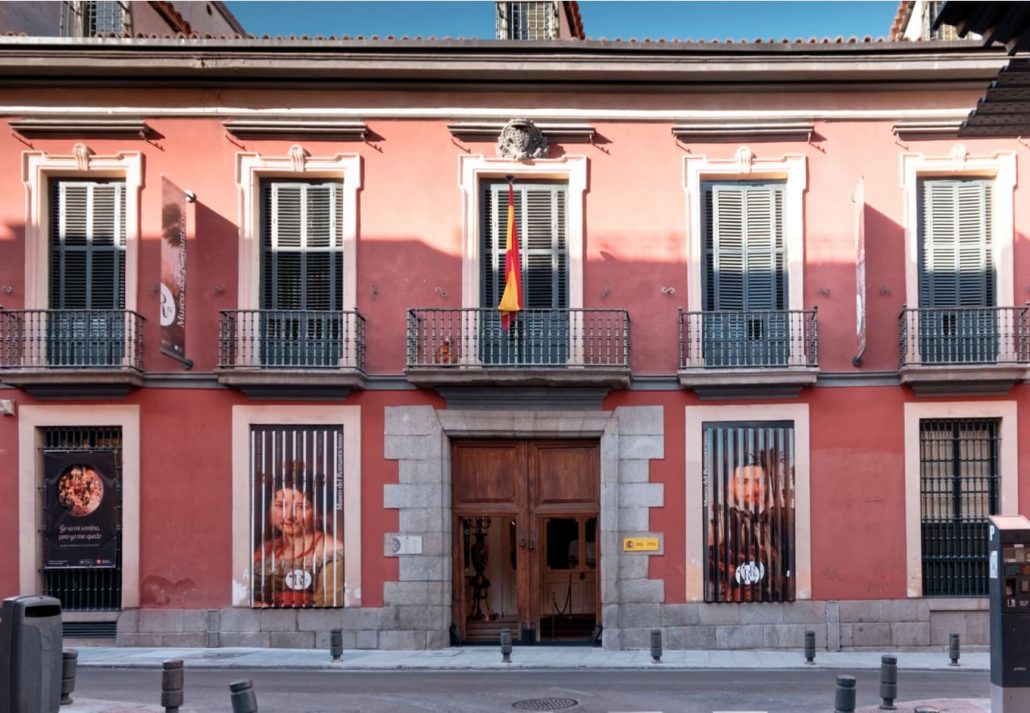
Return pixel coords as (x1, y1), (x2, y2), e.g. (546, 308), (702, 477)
(218, 309), (366, 371)
(406, 308), (630, 369)
(679, 308), (818, 370)
(0, 309), (144, 370)
(899, 305), (1030, 367)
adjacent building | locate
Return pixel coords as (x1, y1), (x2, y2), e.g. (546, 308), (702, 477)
(0, 5), (1026, 651)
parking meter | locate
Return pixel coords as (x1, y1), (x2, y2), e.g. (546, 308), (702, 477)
(989, 515), (1030, 713)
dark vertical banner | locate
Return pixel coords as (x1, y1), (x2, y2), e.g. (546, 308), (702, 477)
(160, 176), (188, 364)
(703, 421), (796, 603)
(44, 451), (118, 569)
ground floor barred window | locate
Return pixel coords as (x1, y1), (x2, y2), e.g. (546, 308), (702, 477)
(920, 418), (999, 597)
(251, 424), (344, 608)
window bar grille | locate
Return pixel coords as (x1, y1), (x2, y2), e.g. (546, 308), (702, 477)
(920, 418), (999, 597)
(41, 426), (122, 611)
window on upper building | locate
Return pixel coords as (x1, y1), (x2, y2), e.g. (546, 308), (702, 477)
(48, 179), (127, 366)
(917, 178), (995, 363)
(920, 418), (999, 596)
(703, 420), (796, 603)
(701, 182), (787, 367)
(259, 180), (344, 367)
(61, 1), (131, 37)
(479, 180), (568, 365)
(498, 1), (556, 40)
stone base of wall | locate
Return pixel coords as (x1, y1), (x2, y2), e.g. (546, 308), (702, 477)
(111, 598), (989, 651)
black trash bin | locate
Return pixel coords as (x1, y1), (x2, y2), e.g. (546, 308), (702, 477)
(0, 595), (63, 713)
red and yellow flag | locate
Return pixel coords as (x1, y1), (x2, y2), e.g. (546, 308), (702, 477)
(497, 183), (523, 331)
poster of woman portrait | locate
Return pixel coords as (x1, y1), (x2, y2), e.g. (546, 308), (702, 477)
(704, 422), (796, 603)
(251, 426), (345, 608)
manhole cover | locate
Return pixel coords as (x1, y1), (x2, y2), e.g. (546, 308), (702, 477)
(511, 698), (578, 711)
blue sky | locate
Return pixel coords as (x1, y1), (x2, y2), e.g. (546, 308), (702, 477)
(227, 2), (901, 42)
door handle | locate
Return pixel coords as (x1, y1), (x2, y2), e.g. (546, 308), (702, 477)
(519, 532), (527, 549)
(529, 534), (536, 551)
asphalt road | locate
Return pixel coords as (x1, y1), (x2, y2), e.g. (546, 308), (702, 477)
(72, 668), (990, 712)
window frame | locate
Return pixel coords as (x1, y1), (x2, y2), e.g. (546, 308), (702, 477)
(236, 148), (360, 314)
(900, 147), (1015, 311)
(683, 149), (806, 315)
(903, 400), (1018, 598)
(22, 148), (142, 313)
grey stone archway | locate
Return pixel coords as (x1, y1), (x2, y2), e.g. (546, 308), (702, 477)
(382, 405), (664, 650)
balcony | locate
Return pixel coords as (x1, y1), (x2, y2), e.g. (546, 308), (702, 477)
(0, 309), (144, 396)
(899, 306), (1029, 394)
(405, 308), (631, 389)
(678, 309), (819, 398)
(217, 309), (367, 397)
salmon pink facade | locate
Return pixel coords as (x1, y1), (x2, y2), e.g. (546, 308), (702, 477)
(0, 33), (1027, 650)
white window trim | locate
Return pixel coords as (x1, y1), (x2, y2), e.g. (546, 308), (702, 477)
(684, 403), (811, 602)
(235, 148), (361, 312)
(231, 404), (362, 607)
(458, 154), (587, 310)
(683, 148), (807, 313)
(903, 400), (1018, 598)
(900, 147), (1016, 310)
(21, 147), (142, 311)
(18, 405), (141, 607)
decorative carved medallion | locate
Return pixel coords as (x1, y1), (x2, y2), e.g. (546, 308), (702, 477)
(496, 119), (548, 160)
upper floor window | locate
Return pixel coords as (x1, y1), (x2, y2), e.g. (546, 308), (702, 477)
(61, 1), (131, 37)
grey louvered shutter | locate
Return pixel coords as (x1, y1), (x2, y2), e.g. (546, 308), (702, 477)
(49, 180), (126, 310)
(480, 181), (567, 310)
(261, 181), (343, 311)
(918, 179), (993, 309)
(703, 183), (786, 311)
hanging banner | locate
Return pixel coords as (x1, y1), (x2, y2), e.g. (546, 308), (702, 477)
(44, 451), (118, 569)
(853, 178), (867, 367)
(160, 176), (190, 367)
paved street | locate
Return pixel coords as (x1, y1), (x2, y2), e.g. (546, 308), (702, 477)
(68, 668), (990, 713)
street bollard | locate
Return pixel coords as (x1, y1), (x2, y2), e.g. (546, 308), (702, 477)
(330, 629), (343, 662)
(500, 628), (512, 664)
(229, 680), (259, 713)
(60, 649), (78, 705)
(161, 660), (184, 713)
(949, 633), (960, 666)
(879, 654), (897, 710)
(835, 674), (856, 713)
(804, 630), (816, 664)
(650, 629), (662, 664)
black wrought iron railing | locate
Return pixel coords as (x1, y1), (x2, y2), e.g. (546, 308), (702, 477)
(679, 309), (818, 369)
(218, 309), (366, 371)
(899, 305), (1030, 367)
(0, 309), (144, 370)
(406, 308), (630, 369)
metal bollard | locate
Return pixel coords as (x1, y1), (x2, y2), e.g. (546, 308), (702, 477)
(500, 628), (512, 664)
(229, 680), (259, 713)
(879, 654), (897, 710)
(161, 660), (184, 713)
(804, 630), (816, 664)
(835, 674), (856, 713)
(60, 649), (78, 705)
(650, 628), (662, 664)
(949, 633), (960, 666)
(330, 628), (343, 661)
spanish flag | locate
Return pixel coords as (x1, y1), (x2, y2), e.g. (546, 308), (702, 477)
(497, 182), (523, 331)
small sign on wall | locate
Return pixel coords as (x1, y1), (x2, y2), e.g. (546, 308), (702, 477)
(623, 536), (660, 553)
(385, 534), (423, 556)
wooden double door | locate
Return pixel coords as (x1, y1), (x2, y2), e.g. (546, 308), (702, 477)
(452, 439), (599, 644)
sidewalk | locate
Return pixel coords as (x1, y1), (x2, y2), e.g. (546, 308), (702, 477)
(75, 644), (990, 671)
